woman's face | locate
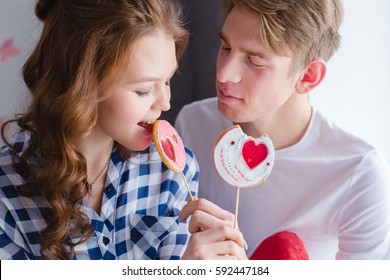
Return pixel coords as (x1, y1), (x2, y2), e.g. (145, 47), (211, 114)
(97, 30), (178, 151)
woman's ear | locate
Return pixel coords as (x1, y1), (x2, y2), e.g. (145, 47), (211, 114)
(295, 59), (327, 94)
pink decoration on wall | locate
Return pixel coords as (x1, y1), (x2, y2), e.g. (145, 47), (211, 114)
(0, 116), (4, 128)
(0, 38), (21, 62)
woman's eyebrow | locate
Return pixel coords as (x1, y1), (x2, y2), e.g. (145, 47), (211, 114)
(129, 64), (179, 84)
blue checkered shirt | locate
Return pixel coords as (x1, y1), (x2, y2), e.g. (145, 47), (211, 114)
(0, 130), (199, 259)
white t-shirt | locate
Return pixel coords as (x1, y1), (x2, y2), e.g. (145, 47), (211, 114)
(175, 97), (390, 259)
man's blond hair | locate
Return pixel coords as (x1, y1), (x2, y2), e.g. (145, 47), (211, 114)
(222, 0), (343, 72)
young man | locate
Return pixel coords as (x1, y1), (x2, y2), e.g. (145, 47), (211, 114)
(176, 0), (390, 259)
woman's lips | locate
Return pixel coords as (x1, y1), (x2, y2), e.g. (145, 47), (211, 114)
(137, 121), (151, 128)
(137, 122), (154, 134)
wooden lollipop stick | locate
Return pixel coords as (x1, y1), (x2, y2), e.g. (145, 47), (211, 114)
(234, 188), (240, 229)
(180, 171), (194, 201)
(152, 120), (195, 202)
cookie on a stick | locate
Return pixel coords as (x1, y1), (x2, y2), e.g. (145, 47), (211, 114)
(153, 120), (194, 200)
(213, 125), (275, 227)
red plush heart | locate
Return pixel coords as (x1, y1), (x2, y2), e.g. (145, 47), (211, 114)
(241, 140), (268, 169)
(161, 138), (175, 162)
(250, 231), (309, 260)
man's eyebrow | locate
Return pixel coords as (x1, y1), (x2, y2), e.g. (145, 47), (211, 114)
(244, 49), (271, 60)
(218, 30), (271, 61)
(219, 31), (227, 42)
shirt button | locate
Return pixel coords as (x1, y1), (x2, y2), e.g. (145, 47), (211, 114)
(105, 186), (116, 197)
(102, 236), (110, 246)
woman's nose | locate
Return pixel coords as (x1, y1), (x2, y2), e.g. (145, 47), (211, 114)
(156, 86), (171, 112)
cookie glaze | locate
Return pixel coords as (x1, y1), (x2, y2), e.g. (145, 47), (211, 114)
(213, 125), (275, 188)
(153, 120), (186, 172)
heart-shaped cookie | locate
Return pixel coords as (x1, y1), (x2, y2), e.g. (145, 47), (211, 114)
(213, 125), (275, 188)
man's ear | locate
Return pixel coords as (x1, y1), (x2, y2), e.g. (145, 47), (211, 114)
(295, 59), (327, 94)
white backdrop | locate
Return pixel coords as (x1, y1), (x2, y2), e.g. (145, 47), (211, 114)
(0, 0), (40, 137)
(310, 0), (390, 165)
(1, 0), (390, 165)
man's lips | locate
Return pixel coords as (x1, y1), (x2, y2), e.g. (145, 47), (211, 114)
(218, 88), (242, 101)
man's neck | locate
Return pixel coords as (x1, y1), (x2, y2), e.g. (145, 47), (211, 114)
(237, 98), (312, 150)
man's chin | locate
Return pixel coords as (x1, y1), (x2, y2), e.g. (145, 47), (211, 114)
(218, 101), (243, 123)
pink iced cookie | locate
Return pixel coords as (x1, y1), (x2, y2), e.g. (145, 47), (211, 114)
(153, 120), (186, 172)
(213, 125), (275, 188)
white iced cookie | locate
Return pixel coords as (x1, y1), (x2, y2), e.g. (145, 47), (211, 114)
(213, 125), (275, 188)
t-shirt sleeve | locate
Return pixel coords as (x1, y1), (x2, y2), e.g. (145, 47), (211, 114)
(336, 150), (390, 259)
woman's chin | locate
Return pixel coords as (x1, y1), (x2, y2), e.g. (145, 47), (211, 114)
(131, 137), (153, 151)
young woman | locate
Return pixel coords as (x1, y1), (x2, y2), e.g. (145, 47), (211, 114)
(0, 0), (246, 260)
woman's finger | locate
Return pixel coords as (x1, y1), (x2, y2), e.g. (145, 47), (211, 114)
(187, 209), (232, 233)
(179, 198), (234, 224)
(189, 225), (246, 249)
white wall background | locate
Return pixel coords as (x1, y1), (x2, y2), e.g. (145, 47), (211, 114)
(310, 0), (390, 165)
(0, 0), (41, 136)
(1, 0), (390, 165)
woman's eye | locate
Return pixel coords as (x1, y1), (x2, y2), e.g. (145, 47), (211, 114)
(135, 88), (151, 97)
(165, 80), (171, 86)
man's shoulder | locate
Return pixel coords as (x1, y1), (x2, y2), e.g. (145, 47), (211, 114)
(175, 97), (231, 150)
(175, 97), (232, 135)
(313, 111), (390, 178)
(314, 110), (377, 156)
(178, 97), (218, 116)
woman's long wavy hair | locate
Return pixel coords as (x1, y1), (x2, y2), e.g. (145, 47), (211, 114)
(0, 0), (188, 259)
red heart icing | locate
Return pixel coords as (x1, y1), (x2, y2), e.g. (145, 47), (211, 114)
(161, 138), (175, 162)
(241, 140), (268, 169)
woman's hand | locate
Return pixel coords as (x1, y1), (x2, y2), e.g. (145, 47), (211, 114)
(179, 198), (248, 260)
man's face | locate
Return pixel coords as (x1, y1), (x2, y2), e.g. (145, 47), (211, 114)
(216, 6), (301, 124)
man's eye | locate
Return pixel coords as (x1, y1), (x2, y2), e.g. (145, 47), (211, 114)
(220, 40), (231, 51)
(249, 56), (265, 68)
